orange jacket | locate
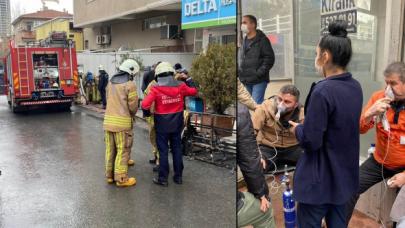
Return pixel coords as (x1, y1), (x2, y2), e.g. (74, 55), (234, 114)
(360, 90), (405, 170)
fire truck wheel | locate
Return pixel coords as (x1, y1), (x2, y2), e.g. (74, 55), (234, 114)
(11, 99), (20, 113)
(60, 104), (72, 112)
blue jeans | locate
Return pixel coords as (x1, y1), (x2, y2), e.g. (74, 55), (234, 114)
(297, 203), (346, 228)
(243, 81), (268, 104)
(156, 131), (183, 182)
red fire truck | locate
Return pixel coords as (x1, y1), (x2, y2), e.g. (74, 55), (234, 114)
(2, 32), (79, 113)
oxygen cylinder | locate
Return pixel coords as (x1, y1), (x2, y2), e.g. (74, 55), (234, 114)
(283, 174), (296, 228)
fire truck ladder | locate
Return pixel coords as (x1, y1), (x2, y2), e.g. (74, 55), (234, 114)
(16, 46), (31, 97)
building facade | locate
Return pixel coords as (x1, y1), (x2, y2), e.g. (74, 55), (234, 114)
(73, 0), (236, 53)
(35, 17), (84, 50)
(73, 0), (194, 52)
(181, 0), (236, 52)
(12, 9), (71, 45)
(0, 0), (11, 37)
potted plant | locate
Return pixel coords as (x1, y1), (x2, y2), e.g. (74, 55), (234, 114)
(190, 43), (236, 137)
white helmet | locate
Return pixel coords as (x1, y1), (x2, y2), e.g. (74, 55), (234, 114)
(155, 61), (174, 76)
(119, 59), (140, 75)
(98, 65), (104, 71)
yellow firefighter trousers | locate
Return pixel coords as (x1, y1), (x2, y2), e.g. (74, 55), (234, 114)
(146, 116), (159, 159)
(105, 131), (133, 182)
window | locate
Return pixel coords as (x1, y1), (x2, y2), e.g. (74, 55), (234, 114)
(194, 29), (203, 53)
(26, 22), (33, 31)
(294, 0), (386, 81)
(241, 0), (294, 79)
(222, 35), (236, 45)
(100, 25), (111, 35)
(293, 0), (388, 158)
(143, 16), (167, 30)
(33, 21), (42, 27)
(208, 34), (236, 45)
(84, 40), (89, 49)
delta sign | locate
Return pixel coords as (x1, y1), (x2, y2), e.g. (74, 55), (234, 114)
(181, 0), (236, 30)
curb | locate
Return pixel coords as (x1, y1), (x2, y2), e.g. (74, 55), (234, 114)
(72, 105), (149, 130)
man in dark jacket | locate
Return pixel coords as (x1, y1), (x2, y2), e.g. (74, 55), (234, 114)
(237, 103), (275, 228)
(141, 62), (197, 187)
(97, 65), (109, 109)
(141, 61), (161, 93)
(239, 15), (275, 104)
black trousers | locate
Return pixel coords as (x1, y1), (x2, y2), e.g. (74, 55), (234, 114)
(297, 203), (346, 228)
(259, 144), (303, 172)
(345, 155), (404, 224)
(99, 88), (106, 107)
(156, 131), (183, 182)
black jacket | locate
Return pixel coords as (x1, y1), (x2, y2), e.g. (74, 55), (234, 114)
(238, 30), (275, 85)
(98, 70), (109, 91)
(142, 70), (155, 93)
(237, 103), (269, 200)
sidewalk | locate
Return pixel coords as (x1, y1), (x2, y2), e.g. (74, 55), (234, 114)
(239, 175), (381, 228)
(73, 103), (145, 121)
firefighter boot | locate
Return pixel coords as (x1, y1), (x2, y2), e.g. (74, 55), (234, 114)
(116, 177), (137, 187)
(128, 159), (135, 166)
(107, 178), (114, 184)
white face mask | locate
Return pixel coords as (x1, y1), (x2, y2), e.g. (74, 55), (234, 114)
(241, 24), (249, 34)
(275, 102), (287, 121)
(314, 58), (325, 77)
(385, 85), (395, 100)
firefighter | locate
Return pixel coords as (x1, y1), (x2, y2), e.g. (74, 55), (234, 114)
(84, 71), (94, 103)
(103, 59), (139, 187)
(142, 62), (198, 186)
(98, 65), (109, 109)
(144, 79), (160, 172)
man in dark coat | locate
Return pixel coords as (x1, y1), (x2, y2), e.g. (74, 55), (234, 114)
(237, 103), (275, 228)
(97, 65), (109, 109)
(141, 61), (161, 93)
(239, 15), (275, 104)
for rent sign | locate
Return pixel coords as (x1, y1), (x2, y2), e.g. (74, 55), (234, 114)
(320, 0), (357, 35)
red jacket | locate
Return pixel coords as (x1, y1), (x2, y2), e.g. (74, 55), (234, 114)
(141, 77), (197, 132)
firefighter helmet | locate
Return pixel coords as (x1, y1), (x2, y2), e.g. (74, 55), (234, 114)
(155, 62), (174, 76)
(119, 59), (140, 75)
(98, 65), (104, 71)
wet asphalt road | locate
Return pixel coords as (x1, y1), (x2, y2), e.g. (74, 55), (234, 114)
(0, 96), (235, 228)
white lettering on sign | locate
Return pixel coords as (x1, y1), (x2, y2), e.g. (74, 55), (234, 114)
(184, 0), (218, 17)
(161, 94), (181, 105)
(320, 0), (357, 34)
(321, 0), (356, 14)
(221, 0), (234, 6)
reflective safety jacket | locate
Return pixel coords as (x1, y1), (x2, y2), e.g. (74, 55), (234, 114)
(103, 71), (138, 132)
(141, 76), (197, 133)
(144, 80), (157, 114)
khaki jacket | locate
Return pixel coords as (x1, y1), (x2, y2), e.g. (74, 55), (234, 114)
(238, 79), (257, 110)
(103, 76), (138, 132)
(252, 97), (304, 148)
(144, 80), (156, 114)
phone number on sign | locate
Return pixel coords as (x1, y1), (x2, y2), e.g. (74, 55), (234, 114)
(321, 10), (357, 34)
